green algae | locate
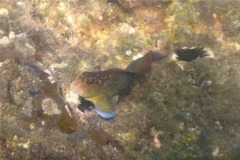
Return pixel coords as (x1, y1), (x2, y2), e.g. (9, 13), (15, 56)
(57, 112), (77, 134)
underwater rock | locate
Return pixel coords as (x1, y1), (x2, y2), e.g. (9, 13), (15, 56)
(0, 36), (11, 48)
(57, 112), (77, 134)
(118, 0), (168, 9)
(1, 0), (239, 159)
(14, 33), (36, 57)
(42, 98), (61, 115)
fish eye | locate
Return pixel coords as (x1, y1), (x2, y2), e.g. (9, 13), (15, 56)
(87, 78), (94, 84)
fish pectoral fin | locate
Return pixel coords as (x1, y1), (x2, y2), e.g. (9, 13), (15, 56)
(89, 94), (116, 119)
(89, 94), (113, 111)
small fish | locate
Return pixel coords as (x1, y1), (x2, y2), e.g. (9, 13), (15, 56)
(71, 50), (168, 119)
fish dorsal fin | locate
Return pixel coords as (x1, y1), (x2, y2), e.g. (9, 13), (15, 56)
(125, 50), (167, 74)
(88, 94), (116, 119)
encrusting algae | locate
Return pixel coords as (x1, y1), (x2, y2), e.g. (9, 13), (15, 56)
(71, 50), (168, 119)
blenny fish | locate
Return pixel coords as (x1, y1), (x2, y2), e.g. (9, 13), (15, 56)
(71, 50), (168, 119)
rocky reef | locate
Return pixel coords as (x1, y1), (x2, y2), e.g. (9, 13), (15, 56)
(0, 0), (240, 159)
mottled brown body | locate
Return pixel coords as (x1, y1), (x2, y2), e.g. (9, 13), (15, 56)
(71, 69), (134, 99)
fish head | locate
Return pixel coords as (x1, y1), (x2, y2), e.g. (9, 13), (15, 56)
(71, 73), (103, 98)
(71, 69), (134, 119)
(71, 69), (134, 98)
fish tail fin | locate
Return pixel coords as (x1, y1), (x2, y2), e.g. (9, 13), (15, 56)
(125, 50), (168, 74)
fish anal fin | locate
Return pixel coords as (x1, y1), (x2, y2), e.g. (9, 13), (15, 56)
(95, 109), (116, 119)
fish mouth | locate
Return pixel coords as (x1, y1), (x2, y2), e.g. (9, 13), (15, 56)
(70, 80), (82, 95)
(71, 79), (93, 97)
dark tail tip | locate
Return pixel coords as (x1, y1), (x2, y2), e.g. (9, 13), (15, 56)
(175, 47), (214, 62)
